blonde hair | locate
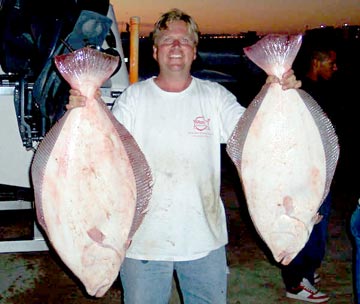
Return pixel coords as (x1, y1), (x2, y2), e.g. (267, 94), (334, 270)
(152, 8), (200, 46)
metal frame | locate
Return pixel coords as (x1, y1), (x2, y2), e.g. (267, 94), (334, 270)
(0, 4), (128, 254)
(0, 200), (48, 253)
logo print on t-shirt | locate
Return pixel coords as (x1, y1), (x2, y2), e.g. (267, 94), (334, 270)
(193, 116), (210, 131)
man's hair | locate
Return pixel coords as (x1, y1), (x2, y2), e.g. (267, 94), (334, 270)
(293, 45), (337, 77)
(311, 48), (336, 63)
(152, 8), (200, 46)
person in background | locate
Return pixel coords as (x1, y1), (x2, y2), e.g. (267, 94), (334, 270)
(351, 199), (360, 304)
(300, 47), (339, 122)
(67, 8), (300, 304)
(281, 47), (338, 303)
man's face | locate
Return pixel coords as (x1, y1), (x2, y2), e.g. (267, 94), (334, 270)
(152, 20), (197, 74)
(319, 50), (338, 81)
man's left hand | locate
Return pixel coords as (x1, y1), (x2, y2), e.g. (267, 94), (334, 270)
(266, 69), (302, 90)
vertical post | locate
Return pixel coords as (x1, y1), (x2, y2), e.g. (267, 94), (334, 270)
(129, 16), (140, 84)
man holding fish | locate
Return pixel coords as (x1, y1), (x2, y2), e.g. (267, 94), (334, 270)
(67, 8), (300, 304)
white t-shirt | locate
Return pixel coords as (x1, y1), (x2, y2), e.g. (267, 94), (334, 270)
(112, 76), (245, 261)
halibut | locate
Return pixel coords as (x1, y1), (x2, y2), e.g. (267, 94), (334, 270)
(227, 34), (339, 265)
(31, 47), (152, 296)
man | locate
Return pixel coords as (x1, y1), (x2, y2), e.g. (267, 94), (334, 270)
(301, 48), (338, 120)
(68, 8), (300, 303)
(282, 47), (338, 303)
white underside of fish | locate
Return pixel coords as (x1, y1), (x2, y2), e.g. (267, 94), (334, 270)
(31, 48), (152, 297)
(227, 34), (339, 265)
(240, 85), (326, 264)
(34, 101), (137, 296)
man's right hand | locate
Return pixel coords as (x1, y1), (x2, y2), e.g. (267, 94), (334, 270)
(66, 89), (86, 110)
(66, 89), (102, 110)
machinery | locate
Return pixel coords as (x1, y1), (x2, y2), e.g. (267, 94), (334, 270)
(0, 3), (130, 253)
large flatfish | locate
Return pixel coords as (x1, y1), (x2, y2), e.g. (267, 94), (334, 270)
(31, 47), (152, 297)
(226, 34), (339, 265)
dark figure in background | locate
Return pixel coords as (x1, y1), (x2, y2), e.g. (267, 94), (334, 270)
(301, 48), (339, 123)
(282, 47), (338, 303)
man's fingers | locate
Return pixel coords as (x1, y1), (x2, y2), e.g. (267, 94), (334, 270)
(69, 89), (81, 96)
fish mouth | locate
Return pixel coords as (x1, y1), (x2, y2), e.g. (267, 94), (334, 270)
(81, 242), (124, 297)
(87, 278), (111, 298)
(277, 251), (297, 265)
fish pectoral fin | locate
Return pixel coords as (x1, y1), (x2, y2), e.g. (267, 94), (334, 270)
(125, 239), (132, 249)
(312, 212), (323, 225)
(87, 227), (106, 244)
(268, 214), (309, 263)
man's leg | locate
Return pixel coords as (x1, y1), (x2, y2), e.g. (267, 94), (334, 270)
(175, 246), (228, 304)
(120, 258), (174, 304)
